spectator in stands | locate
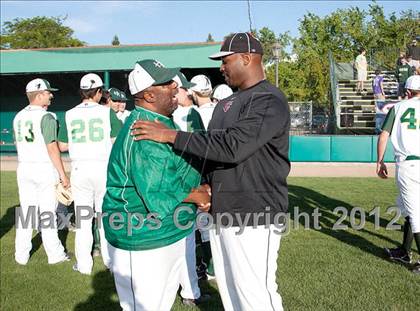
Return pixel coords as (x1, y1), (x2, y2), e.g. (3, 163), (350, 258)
(355, 48), (368, 94)
(372, 69), (386, 134)
(406, 38), (419, 63)
(406, 55), (419, 71)
(395, 57), (414, 100)
(396, 52), (406, 67)
(372, 69), (385, 100)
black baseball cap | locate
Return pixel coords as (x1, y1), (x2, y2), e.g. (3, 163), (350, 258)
(209, 32), (264, 60)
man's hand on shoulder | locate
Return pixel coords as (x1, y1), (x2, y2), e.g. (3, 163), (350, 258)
(131, 119), (178, 143)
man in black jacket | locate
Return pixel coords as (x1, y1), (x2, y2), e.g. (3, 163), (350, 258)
(131, 33), (290, 311)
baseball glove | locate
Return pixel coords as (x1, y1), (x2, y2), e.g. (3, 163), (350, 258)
(55, 183), (73, 206)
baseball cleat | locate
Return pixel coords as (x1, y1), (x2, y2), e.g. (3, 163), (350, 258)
(410, 261), (420, 275)
(49, 253), (71, 265)
(384, 247), (412, 265)
(182, 294), (211, 306)
(15, 258), (29, 266)
(72, 263), (91, 275)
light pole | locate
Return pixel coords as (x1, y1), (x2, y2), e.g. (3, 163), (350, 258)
(272, 42), (281, 88)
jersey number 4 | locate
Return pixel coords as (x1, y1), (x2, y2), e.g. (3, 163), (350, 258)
(71, 118), (104, 143)
(16, 120), (34, 142)
(400, 108), (418, 130)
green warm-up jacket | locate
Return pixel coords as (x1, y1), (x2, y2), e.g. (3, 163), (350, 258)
(102, 106), (201, 251)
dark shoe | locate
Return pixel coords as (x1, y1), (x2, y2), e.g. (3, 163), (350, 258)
(384, 247), (412, 265)
(410, 261), (420, 275)
(182, 294), (211, 306)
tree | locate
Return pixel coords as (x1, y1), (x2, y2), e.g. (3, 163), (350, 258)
(261, 3), (419, 106)
(0, 16), (84, 49)
(112, 35), (120, 46)
(206, 33), (215, 43)
(256, 27), (293, 64)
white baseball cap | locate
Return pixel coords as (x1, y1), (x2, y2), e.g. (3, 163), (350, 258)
(80, 73), (104, 90)
(26, 78), (58, 93)
(190, 74), (212, 95)
(128, 59), (179, 95)
(212, 84), (233, 101)
(405, 75), (420, 91)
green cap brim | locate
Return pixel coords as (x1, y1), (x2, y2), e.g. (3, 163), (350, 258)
(47, 87), (59, 91)
(152, 67), (180, 86)
(182, 81), (196, 89)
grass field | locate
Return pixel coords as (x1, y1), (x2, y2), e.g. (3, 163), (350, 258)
(1, 171), (419, 311)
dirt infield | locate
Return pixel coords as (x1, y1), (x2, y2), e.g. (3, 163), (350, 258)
(0, 156), (395, 177)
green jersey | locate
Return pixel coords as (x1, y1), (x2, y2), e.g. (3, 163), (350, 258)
(102, 106), (201, 251)
(395, 64), (413, 83)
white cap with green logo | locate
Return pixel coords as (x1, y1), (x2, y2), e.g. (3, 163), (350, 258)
(80, 73), (104, 90)
(128, 59), (180, 95)
(26, 78), (59, 93)
(405, 75), (420, 91)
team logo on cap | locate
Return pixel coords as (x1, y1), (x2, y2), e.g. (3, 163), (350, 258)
(153, 61), (164, 68)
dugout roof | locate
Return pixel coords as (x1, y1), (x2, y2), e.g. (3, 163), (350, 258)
(0, 42), (221, 74)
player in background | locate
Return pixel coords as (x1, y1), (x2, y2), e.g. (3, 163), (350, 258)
(187, 74), (216, 280)
(172, 73), (211, 306)
(13, 78), (70, 265)
(377, 75), (420, 274)
(211, 84), (234, 104)
(113, 89), (131, 123)
(58, 73), (121, 275)
(190, 74), (215, 129)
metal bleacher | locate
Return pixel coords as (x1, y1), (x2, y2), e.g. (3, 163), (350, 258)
(337, 70), (399, 132)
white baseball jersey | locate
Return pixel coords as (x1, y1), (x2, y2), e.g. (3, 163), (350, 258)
(64, 102), (113, 162)
(116, 110), (131, 123)
(13, 105), (55, 163)
(195, 102), (216, 130)
(13, 105), (67, 265)
(383, 97), (420, 162)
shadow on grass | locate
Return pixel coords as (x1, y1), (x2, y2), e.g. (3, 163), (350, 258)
(0, 205), (17, 239)
(74, 270), (120, 311)
(1, 204), (70, 258)
(185, 279), (224, 311)
(288, 185), (401, 259)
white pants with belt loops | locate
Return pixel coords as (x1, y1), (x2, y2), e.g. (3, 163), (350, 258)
(210, 224), (284, 311)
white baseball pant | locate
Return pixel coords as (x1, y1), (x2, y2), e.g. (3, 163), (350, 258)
(396, 160), (420, 233)
(108, 237), (186, 311)
(72, 161), (110, 274)
(210, 225), (283, 311)
(179, 227), (201, 299)
(15, 163), (67, 265)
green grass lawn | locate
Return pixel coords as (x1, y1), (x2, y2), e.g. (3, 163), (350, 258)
(1, 171), (419, 311)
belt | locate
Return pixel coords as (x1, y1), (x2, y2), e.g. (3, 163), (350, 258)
(406, 155), (420, 161)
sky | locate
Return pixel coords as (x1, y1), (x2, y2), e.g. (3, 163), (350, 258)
(1, 1), (418, 46)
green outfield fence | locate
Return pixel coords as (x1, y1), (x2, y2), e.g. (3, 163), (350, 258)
(289, 135), (394, 162)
